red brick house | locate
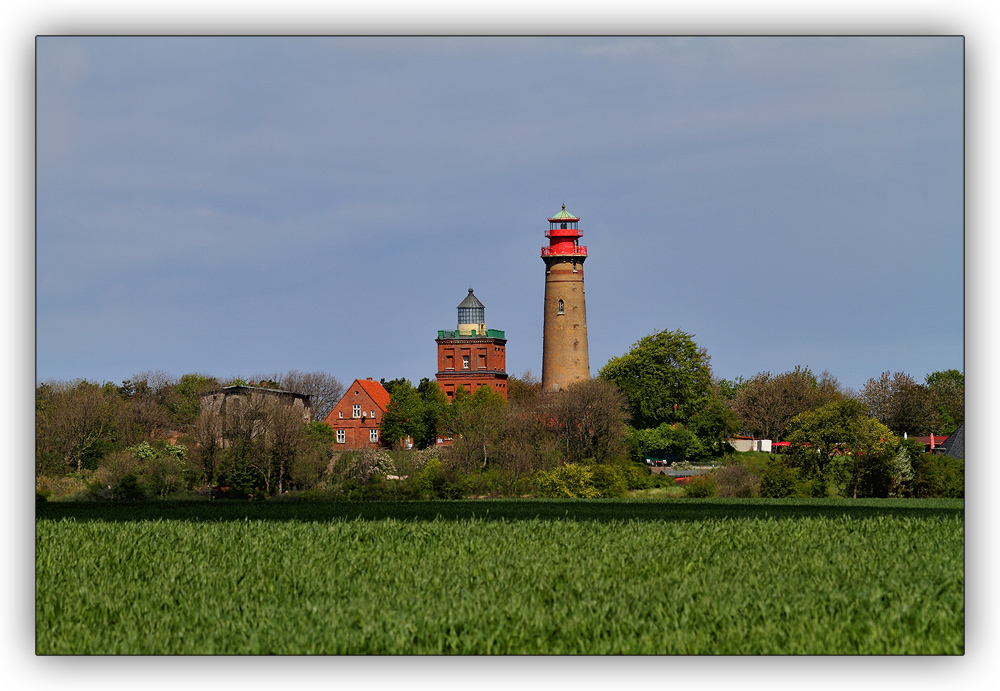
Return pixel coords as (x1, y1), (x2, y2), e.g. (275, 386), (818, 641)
(322, 378), (391, 449)
(436, 288), (508, 401)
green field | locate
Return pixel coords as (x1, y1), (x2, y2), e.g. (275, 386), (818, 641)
(36, 499), (964, 655)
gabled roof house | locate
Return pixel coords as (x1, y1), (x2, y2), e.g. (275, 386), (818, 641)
(322, 378), (391, 449)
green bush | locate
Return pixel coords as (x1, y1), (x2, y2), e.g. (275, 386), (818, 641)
(622, 463), (652, 490)
(459, 467), (507, 498)
(912, 453), (964, 498)
(589, 464), (628, 498)
(408, 458), (463, 499)
(759, 460), (799, 498)
(651, 473), (675, 488)
(533, 464), (601, 498)
(683, 473), (717, 498)
(112, 473), (146, 501)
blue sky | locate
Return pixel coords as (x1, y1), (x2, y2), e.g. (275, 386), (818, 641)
(36, 36), (964, 392)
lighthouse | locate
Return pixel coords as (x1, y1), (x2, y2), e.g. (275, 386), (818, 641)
(541, 204), (590, 393)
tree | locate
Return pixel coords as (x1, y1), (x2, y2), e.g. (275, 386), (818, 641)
(254, 370), (345, 423)
(713, 376), (746, 402)
(449, 386), (507, 469)
(925, 369), (964, 434)
(859, 371), (937, 437)
(191, 403), (224, 486)
(508, 370), (543, 406)
(785, 399), (896, 499)
(547, 379), (629, 465)
(115, 370), (174, 442)
(629, 423), (706, 464)
(417, 378), (451, 449)
(380, 380), (425, 448)
(730, 366), (844, 440)
(207, 390), (313, 497)
(379, 377), (410, 397)
(688, 397), (740, 455)
(599, 329), (714, 429)
(168, 373), (221, 427)
(36, 380), (131, 474)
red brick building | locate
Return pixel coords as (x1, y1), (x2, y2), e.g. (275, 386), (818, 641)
(322, 378), (391, 449)
(436, 288), (508, 401)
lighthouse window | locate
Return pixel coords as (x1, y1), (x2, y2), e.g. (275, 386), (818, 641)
(558, 299), (565, 315)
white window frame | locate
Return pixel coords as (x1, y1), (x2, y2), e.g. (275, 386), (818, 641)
(336, 430), (346, 443)
(339, 411), (343, 419)
(371, 410), (376, 418)
(353, 404), (361, 418)
(370, 429), (379, 443)
(463, 355), (470, 369)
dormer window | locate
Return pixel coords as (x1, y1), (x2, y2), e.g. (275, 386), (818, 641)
(558, 299), (565, 315)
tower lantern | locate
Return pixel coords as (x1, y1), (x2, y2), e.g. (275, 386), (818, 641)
(541, 204), (591, 393)
(456, 288), (486, 336)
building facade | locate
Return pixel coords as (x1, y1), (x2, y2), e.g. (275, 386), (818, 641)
(541, 204), (590, 393)
(435, 288), (508, 401)
(322, 378), (392, 449)
(198, 384), (312, 446)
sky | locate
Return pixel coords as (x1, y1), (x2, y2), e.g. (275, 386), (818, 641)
(36, 36), (964, 393)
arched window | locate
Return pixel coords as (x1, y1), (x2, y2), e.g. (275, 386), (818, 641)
(557, 299), (564, 315)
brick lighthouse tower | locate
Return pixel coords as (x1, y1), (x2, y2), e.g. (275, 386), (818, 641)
(541, 204), (590, 393)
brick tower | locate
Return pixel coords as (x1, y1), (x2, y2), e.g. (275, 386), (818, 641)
(541, 204), (590, 393)
(435, 288), (508, 401)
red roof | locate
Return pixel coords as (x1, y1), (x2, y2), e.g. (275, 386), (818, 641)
(354, 378), (391, 412)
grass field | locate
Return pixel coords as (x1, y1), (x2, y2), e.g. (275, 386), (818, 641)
(36, 498), (964, 655)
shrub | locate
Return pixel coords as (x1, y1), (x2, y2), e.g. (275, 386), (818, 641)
(911, 453), (964, 498)
(622, 463), (654, 490)
(589, 464), (628, 498)
(336, 449), (397, 486)
(36, 475), (89, 501)
(714, 464), (761, 498)
(533, 464), (601, 498)
(459, 467), (506, 498)
(683, 473), (717, 498)
(651, 473), (675, 488)
(759, 460), (798, 498)
(112, 473), (146, 501)
(409, 458), (463, 499)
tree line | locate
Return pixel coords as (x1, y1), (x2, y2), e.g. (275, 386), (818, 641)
(35, 329), (963, 501)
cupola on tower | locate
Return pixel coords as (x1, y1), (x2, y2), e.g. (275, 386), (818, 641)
(435, 289), (508, 401)
(541, 204), (590, 393)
